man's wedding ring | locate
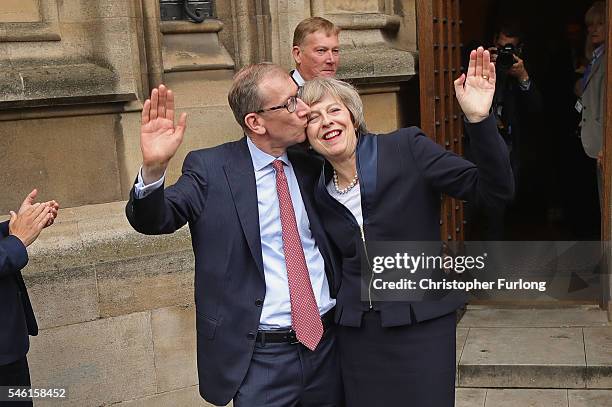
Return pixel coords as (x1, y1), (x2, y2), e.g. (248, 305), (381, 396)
(482, 75), (489, 80)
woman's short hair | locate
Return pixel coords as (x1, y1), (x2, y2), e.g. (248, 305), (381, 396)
(584, 1), (606, 58)
(585, 1), (606, 26)
(301, 77), (367, 134)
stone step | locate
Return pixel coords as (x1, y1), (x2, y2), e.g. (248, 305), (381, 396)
(456, 306), (612, 390)
(456, 388), (612, 407)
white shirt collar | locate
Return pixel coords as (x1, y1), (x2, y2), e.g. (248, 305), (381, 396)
(291, 69), (306, 86)
(246, 136), (289, 171)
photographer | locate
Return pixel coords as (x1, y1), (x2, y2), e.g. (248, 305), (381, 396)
(466, 21), (542, 240)
(489, 21), (542, 188)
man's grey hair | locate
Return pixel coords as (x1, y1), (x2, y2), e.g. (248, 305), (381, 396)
(301, 77), (367, 134)
(228, 62), (288, 131)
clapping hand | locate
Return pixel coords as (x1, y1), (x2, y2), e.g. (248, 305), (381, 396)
(141, 85), (187, 184)
(9, 189), (58, 247)
(17, 189), (59, 228)
(453, 47), (496, 123)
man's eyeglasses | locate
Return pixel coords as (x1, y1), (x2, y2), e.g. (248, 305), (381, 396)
(255, 89), (303, 114)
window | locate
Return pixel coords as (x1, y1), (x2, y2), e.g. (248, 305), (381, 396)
(159, 0), (215, 22)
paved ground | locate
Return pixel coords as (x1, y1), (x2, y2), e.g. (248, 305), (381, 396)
(455, 306), (612, 406)
(457, 388), (612, 406)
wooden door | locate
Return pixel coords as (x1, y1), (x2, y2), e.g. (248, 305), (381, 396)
(416, 0), (464, 241)
(602, 0), (611, 314)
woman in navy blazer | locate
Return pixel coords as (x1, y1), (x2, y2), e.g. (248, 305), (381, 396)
(301, 47), (514, 406)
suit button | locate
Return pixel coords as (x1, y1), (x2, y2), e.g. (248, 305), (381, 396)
(255, 299), (264, 307)
(247, 332), (256, 340)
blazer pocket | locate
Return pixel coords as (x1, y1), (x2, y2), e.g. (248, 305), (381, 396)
(196, 312), (218, 340)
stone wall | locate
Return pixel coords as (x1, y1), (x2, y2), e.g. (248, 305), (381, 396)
(0, 0), (243, 213)
(0, 0), (146, 213)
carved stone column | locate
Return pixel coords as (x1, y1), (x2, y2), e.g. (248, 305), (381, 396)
(0, 0), (148, 211)
(139, 3), (241, 186)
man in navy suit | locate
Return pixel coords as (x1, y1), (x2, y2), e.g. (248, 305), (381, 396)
(1, 189), (58, 405)
(126, 63), (341, 406)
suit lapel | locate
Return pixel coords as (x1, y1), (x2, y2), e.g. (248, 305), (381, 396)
(291, 155), (317, 223)
(223, 139), (264, 277)
(289, 151), (336, 288)
(288, 150), (319, 230)
(584, 52), (605, 90)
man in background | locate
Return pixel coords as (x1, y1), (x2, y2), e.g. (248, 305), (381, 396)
(490, 21), (542, 177)
(466, 20), (542, 240)
(291, 17), (341, 86)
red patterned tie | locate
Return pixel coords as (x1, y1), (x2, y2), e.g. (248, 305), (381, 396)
(272, 160), (324, 351)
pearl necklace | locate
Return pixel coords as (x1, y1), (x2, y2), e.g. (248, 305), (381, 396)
(333, 169), (359, 194)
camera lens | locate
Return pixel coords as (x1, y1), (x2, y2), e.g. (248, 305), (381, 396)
(496, 44), (516, 71)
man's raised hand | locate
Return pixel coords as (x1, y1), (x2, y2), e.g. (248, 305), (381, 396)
(453, 46), (496, 123)
(141, 85), (187, 184)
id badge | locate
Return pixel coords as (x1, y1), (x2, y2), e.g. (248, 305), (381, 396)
(575, 99), (583, 113)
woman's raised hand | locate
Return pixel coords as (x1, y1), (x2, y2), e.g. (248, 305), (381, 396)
(453, 46), (496, 123)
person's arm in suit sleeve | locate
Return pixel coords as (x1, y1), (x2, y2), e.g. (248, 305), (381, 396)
(126, 151), (208, 235)
(406, 115), (513, 207)
(509, 53), (542, 113)
(0, 189), (58, 277)
(406, 47), (514, 208)
(518, 80), (542, 114)
(0, 220), (29, 277)
(125, 84), (209, 235)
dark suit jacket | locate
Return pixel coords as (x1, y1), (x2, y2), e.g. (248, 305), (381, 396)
(493, 74), (542, 139)
(313, 114), (514, 327)
(0, 221), (38, 366)
(125, 138), (337, 406)
(490, 74), (542, 181)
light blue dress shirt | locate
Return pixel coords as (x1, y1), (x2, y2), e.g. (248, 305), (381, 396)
(134, 137), (335, 328)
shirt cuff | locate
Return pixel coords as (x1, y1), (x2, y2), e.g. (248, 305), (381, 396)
(134, 167), (165, 199)
(519, 78), (531, 91)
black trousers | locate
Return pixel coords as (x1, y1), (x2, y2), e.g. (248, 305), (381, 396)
(0, 356), (32, 407)
(338, 311), (456, 407)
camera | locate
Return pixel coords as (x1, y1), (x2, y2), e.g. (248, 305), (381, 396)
(496, 44), (518, 71)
